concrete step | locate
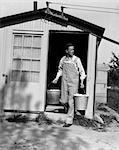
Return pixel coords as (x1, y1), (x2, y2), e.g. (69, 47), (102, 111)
(45, 112), (67, 122)
(45, 105), (67, 122)
(45, 105), (64, 112)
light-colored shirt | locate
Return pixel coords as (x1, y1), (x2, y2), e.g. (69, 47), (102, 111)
(56, 55), (86, 80)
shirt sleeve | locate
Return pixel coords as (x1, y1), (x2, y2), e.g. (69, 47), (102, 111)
(77, 58), (86, 80)
(55, 57), (64, 80)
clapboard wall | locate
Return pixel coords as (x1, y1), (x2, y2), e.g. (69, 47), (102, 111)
(95, 64), (109, 103)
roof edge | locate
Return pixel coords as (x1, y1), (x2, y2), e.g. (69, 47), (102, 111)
(0, 7), (105, 41)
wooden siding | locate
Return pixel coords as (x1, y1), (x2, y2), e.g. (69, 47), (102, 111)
(0, 19), (82, 113)
(9, 19), (81, 32)
(95, 64), (109, 103)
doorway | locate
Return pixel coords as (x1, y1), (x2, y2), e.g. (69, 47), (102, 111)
(46, 30), (89, 105)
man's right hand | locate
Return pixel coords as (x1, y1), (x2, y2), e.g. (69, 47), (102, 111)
(52, 78), (58, 84)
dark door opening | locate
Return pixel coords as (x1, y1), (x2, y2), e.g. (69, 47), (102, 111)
(46, 30), (89, 105)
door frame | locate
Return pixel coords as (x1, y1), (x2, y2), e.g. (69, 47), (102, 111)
(46, 30), (89, 105)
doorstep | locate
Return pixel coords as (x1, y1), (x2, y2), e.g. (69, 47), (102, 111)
(45, 105), (67, 122)
(45, 111), (67, 122)
(45, 105), (64, 112)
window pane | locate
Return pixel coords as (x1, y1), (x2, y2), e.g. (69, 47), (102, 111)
(14, 35), (22, 46)
(31, 60), (40, 72)
(22, 60), (31, 71)
(21, 71), (30, 82)
(13, 47), (22, 58)
(12, 33), (42, 82)
(22, 48), (31, 58)
(31, 72), (39, 82)
(24, 36), (32, 47)
(33, 36), (41, 48)
(11, 70), (21, 81)
(12, 59), (22, 70)
(31, 48), (41, 59)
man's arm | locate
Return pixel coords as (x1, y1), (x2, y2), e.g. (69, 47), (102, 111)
(52, 57), (64, 84)
(77, 58), (86, 88)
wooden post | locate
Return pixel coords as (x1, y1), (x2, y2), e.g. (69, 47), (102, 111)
(85, 34), (97, 119)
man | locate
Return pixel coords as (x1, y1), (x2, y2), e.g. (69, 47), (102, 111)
(52, 43), (86, 127)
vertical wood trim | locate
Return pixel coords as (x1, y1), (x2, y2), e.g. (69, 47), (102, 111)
(4, 27), (13, 74)
(39, 29), (49, 111)
(0, 29), (5, 87)
(85, 34), (97, 119)
(93, 38), (98, 116)
(0, 27), (12, 86)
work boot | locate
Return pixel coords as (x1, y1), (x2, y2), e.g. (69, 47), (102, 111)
(63, 123), (72, 127)
(59, 102), (69, 113)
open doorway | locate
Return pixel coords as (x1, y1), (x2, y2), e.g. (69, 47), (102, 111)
(46, 30), (89, 106)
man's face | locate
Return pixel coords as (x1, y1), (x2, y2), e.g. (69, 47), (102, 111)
(66, 46), (74, 57)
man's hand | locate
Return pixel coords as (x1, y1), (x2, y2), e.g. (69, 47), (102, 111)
(80, 80), (84, 89)
(52, 78), (58, 84)
(80, 83), (84, 89)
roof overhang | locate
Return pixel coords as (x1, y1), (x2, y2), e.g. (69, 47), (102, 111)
(0, 7), (105, 45)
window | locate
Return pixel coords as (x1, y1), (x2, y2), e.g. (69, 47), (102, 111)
(11, 33), (42, 82)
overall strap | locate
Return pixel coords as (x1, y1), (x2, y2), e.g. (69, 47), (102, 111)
(74, 57), (79, 70)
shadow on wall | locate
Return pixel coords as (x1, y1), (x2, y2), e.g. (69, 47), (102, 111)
(0, 59), (37, 117)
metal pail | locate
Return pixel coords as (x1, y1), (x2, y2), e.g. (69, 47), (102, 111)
(47, 89), (60, 104)
(74, 93), (88, 110)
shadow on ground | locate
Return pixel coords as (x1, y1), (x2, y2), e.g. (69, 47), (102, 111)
(0, 120), (90, 150)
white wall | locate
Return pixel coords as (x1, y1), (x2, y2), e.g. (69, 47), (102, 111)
(0, 0), (119, 64)
(95, 64), (109, 103)
(0, 19), (81, 112)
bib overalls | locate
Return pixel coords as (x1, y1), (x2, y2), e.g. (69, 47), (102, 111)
(61, 58), (79, 124)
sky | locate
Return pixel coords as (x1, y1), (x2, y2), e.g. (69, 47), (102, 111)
(0, 0), (119, 64)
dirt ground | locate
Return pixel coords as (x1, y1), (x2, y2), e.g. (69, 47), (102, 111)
(0, 104), (119, 150)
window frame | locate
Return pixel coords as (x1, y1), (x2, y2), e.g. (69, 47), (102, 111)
(11, 30), (43, 82)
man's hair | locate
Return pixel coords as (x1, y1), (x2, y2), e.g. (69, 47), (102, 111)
(65, 43), (74, 50)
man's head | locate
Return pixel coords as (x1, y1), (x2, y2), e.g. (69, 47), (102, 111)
(65, 43), (74, 57)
